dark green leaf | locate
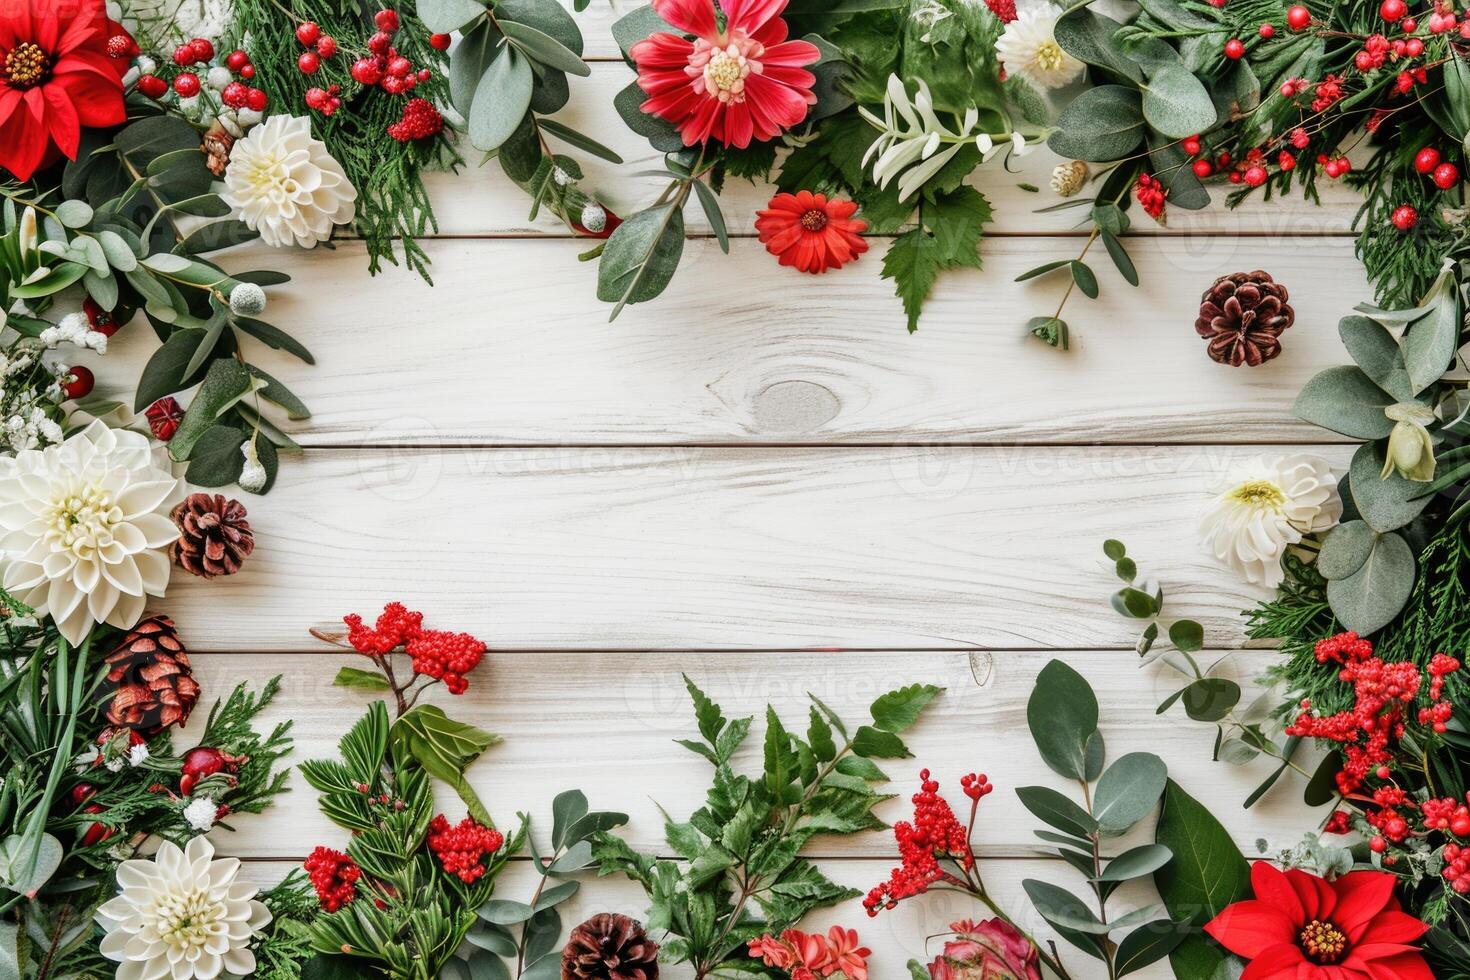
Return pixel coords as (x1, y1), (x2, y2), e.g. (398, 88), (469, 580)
(1027, 659), (1100, 780)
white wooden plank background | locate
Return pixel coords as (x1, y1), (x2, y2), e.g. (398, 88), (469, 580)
(128, 9), (1370, 976)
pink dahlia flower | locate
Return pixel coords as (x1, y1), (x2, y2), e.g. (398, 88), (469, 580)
(630, 0), (819, 148)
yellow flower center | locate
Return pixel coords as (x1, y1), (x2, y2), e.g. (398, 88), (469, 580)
(155, 887), (226, 953)
(800, 208), (828, 232)
(693, 34), (763, 104)
(1228, 479), (1285, 511)
(1035, 40), (1067, 73)
(239, 151), (301, 202)
(1298, 919), (1347, 964)
(5, 42), (48, 89)
(46, 484), (121, 556)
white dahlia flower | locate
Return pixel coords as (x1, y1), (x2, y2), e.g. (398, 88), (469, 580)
(96, 835), (271, 980)
(1199, 455), (1342, 588)
(995, 4), (1085, 89)
(222, 115), (357, 249)
(0, 419), (182, 644)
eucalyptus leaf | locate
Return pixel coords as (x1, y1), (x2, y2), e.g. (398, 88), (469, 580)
(1326, 529), (1415, 635)
(419, 0), (486, 33)
(468, 47), (533, 152)
(1049, 86), (1145, 162)
(1294, 366), (1396, 439)
(1093, 753), (1168, 834)
(1317, 520), (1376, 580)
(1349, 441), (1431, 532)
(1141, 64), (1217, 138)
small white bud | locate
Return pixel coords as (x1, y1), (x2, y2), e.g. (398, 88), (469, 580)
(238, 439), (267, 493)
(552, 166), (573, 186)
(229, 282), (267, 316)
(207, 66), (233, 91)
(135, 55), (156, 75)
(580, 201), (607, 233)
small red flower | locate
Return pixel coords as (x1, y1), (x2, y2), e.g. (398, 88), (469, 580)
(755, 191), (868, 274)
(630, 0), (819, 148)
(1204, 863), (1432, 979)
(0, 0), (127, 180)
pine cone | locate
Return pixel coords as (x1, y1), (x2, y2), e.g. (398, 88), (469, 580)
(201, 122), (234, 177)
(103, 616), (200, 733)
(170, 493), (254, 578)
(1195, 270), (1294, 366)
(562, 914), (659, 980)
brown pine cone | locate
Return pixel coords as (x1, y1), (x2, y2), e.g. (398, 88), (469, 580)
(170, 493), (254, 578)
(562, 913), (659, 980)
(1195, 270), (1294, 366)
(103, 616), (200, 733)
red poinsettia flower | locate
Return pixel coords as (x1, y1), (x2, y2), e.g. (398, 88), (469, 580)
(0, 0), (127, 181)
(754, 190), (868, 274)
(1204, 863), (1432, 980)
(630, 0), (819, 148)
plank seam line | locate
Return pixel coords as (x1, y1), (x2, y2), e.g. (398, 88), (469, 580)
(282, 440), (1355, 451)
(327, 229), (1362, 243)
(197, 645), (1280, 656)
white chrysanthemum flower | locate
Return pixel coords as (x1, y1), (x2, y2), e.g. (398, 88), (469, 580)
(183, 796), (218, 832)
(995, 4), (1085, 89)
(222, 115), (357, 249)
(96, 835), (270, 980)
(1199, 455), (1342, 588)
(129, 743), (150, 767)
(0, 419), (183, 644)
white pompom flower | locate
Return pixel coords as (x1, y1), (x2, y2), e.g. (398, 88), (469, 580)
(96, 835), (271, 980)
(0, 419), (183, 645)
(995, 3), (1085, 89)
(222, 115), (357, 249)
(1199, 455), (1342, 588)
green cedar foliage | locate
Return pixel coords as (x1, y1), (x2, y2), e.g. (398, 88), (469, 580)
(592, 676), (941, 979)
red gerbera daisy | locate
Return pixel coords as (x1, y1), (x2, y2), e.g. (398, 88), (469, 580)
(0, 0), (127, 181)
(1204, 863), (1432, 980)
(754, 190), (868, 274)
(630, 0), (819, 149)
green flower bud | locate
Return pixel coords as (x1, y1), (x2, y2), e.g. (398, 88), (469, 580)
(1381, 403), (1437, 482)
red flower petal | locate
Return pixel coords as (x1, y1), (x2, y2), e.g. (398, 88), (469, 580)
(721, 0), (788, 36)
(41, 84), (78, 159)
(652, 0), (718, 39)
(1353, 910), (1429, 947)
(1238, 943), (1308, 980)
(1358, 951), (1436, 980)
(52, 69), (125, 129)
(1330, 872), (1397, 942)
(1204, 900), (1298, 959)
(630, 31), (695, 71)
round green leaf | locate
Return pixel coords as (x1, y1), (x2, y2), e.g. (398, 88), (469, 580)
(1349, 441), (1432, 532)
(1094, 752), (1168, 834)
(419, 0), (486, 33)
(1181, 678), (1240, 722)
(1141, 63), (1216, 138)
(468, 47), (533, 152)
(1317, 520), (1376, 580)
(1048, 86), (1146, 162)
(1167, 619), (1203, 652)
(1293, 366), (1395, 439)
(1327, 529), (1415, 634)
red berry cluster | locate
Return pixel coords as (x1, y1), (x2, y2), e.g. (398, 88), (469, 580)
(1134, 173), (1167, 220)
(426, 814), (504, 883)
(306, 84), (344, 117)
(294, 21), (339, 77)
(140, 43), (267, 111)
(387, 97), (445, 142)
(146, 397), (184, 442)
(405, 628), (486, 694)
(351, 9), (433, 95)
(305, 846), (361, 911)
(1445, 843), (1470, 893)
(342, 602), (487, 694)
(344, 600), (425, 654)
(863, 769), (982, 915)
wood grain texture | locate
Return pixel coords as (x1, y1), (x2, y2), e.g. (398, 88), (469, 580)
(198, 648), (1320, 861)
(85, 236), (1364, 445)
(156, 444), (1349, 651)
(406, 64), (1365, 238)
(235, 854), (1179, 979)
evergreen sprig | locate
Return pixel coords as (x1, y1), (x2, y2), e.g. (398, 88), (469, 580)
(591, 675), (941, 980)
